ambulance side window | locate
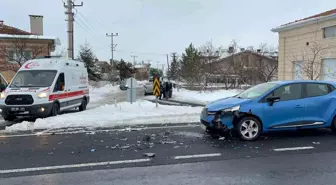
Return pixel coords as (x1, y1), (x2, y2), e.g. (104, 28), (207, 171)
(54, 73), (65, 92)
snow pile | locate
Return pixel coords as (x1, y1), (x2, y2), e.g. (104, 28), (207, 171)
(136, 80), (149, 87)
(172, 88), (241, 105)
(5, 100), (202, 132)
(89, 84), (120, 102)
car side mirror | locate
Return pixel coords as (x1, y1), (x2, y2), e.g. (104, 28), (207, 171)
(266, 96), (280, 106)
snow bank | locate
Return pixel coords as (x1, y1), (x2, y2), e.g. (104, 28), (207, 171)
(5, 100), (202, 132)
(172, 88), (241, 105)
(89, 84), (120, 102)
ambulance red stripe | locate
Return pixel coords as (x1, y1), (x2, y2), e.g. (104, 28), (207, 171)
(48, 90), (88, 101)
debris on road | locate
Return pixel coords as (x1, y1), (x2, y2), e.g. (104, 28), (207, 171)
(90, 149), (96, 152)
(313, 142), (320, 145)
(219, 137), (225, 140)
(143, 153), (155, 157)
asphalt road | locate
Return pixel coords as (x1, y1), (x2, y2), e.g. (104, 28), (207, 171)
(1, 124), (336, 184)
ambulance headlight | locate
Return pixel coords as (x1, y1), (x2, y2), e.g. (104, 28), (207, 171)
(0, 92), (5, 99)
(37, 92), (48, 98)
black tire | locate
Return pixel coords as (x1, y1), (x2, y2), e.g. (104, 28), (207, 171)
(331, 116), (336, 132)
(3, 116), (15, 122)
(236, 116), (262, 141)
(50, 103), (60, 117)
(79, 98), (87, 111)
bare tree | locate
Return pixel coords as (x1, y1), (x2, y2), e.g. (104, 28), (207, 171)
(292, 41), (335, 80)
(198, 40), (225, 91)
(0, 37), (49, 66)
(250, 43), (278, 82)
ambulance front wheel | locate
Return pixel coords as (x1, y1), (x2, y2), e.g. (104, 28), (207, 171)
(50, 103), (60, 117)
(79, 98), (87, 111)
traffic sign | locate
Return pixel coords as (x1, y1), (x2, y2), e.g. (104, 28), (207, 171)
(153, 77), (160, 97)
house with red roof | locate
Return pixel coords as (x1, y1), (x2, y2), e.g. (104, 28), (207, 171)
(0, 15), (60, 82)
(272, 9), (336, 81)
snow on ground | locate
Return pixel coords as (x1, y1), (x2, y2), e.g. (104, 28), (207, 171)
(136, 80), (149, 86)
(172, 88), (242, 105)
(5, 100), (202, 132)
(89, 84), (120, 102)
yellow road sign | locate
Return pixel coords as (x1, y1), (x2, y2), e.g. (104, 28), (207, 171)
(153, 77), (160, 97)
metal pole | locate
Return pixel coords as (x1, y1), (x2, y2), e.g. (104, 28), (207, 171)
(106, 33), (118, 66)
(130, 78), (133, 104)
(156, 96), (158, 107)
(64, 0), (82, 59)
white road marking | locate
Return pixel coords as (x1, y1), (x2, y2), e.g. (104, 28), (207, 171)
(273, 146), (314, 152)
(173, 153), (222, 160)
(0, 158), (151, 174)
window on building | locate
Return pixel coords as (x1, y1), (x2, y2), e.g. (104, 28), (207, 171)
(324, 25), (336, 38)
(7, 50), (32, 64)
(293, 61), (303, 80)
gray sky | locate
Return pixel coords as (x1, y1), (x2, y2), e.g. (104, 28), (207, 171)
(0, 0), (334, 68)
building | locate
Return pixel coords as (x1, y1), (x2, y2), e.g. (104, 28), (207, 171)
(0, 15), (60, 82)
(204, 50), (278, 86)
(95, 60), (120, 81)
(272, 8), (336, 80)
(134, 63), (150, 81)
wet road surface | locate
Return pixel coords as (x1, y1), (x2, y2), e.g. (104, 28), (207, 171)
(1, 124), (336, 184)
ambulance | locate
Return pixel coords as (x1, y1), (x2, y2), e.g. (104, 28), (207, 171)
(0, 56), (90, 121)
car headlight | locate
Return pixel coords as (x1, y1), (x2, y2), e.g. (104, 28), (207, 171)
(222, 105), (240, 112)
(37, 92), (49, 98)
(0, 92), (5, 99)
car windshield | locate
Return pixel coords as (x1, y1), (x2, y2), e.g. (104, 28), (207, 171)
(235, 82), (278, 99)
(10, 70), (57, 88)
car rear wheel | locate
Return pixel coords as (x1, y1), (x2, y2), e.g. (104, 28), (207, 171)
(237, 117), (261, 141)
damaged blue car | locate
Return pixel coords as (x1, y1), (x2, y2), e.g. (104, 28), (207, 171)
(200, 80), (336, 141)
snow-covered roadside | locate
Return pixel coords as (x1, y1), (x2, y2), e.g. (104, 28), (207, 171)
(89, 84), (120, 103)
(171, 88), (242, 105)
(5, 100), (202, 132)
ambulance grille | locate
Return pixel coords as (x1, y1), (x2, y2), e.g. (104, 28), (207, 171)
(5, 95), (34, 105)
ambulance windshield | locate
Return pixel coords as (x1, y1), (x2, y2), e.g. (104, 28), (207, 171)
(10, 70), (57, 88)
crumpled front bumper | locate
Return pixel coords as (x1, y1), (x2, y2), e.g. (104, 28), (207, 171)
(200, 109), (239, 131)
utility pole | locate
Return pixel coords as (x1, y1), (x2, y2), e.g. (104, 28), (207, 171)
(156, 61), (160, 70)
(106, 33), (118, 66)
(64, 0), (83, 59)
(131, 55), (137, 65)
(166, 54), (170, 78)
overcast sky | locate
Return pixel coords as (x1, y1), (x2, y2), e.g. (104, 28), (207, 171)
(0, 0), (334, 68)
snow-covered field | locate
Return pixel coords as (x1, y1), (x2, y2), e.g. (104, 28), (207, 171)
(5, 100), (202, 132)
(172, 88), (241, 105)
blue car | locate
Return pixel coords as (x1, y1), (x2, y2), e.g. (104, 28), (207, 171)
(200, 80), (336, 141)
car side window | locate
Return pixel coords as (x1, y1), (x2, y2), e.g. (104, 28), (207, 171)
(306, 83), (330, 97)
(53, 73), (65, 92)
(267, 84), (302, 101)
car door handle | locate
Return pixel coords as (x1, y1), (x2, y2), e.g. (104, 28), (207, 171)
(295, 105), (303, 108)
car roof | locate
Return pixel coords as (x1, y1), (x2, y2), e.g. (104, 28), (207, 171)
(270, 80), (336, 86)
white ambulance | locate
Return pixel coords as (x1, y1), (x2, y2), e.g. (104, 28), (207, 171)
(0, 56), (90, 121)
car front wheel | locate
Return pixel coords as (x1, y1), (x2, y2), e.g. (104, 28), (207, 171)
(237, 117), (262, 141)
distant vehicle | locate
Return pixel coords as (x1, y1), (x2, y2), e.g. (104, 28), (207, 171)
(201, 80), (336, 141)
(0, 57), (89, 121)
(119, 80), (128, 91)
